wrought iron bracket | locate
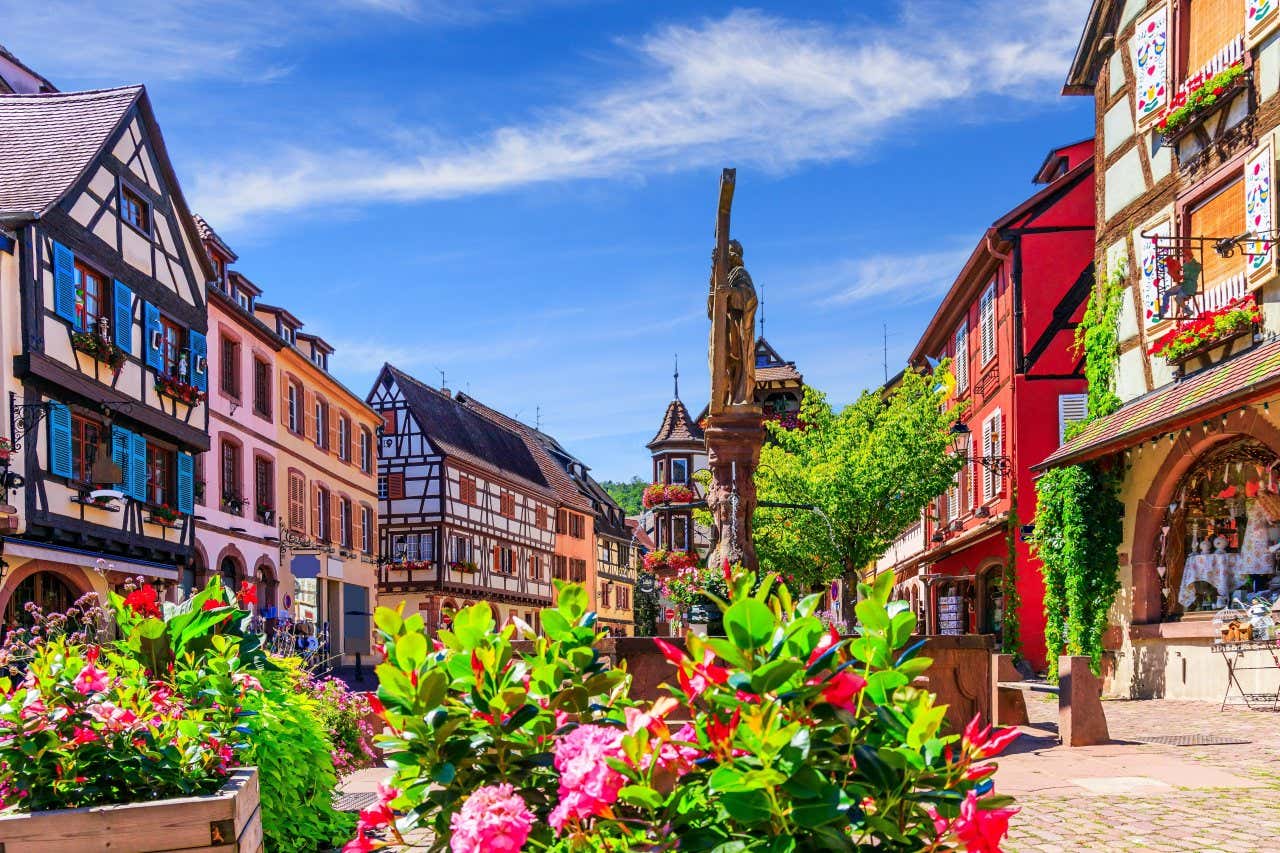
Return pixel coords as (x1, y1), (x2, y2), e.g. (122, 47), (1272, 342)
(970, 455), (1012, 476)
(7, 391), (51, 452)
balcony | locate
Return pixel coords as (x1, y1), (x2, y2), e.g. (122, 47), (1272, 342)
(875, 517), (925, 574)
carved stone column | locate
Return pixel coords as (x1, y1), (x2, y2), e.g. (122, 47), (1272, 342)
(704, 407), (763, 571)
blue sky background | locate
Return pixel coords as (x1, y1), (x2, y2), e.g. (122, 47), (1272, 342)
(1, 0), (1095, 480)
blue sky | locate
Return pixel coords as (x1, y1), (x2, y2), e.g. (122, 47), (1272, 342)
(2, 0), (1095, 481)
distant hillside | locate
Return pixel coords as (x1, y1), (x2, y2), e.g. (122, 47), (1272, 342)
(601, 477), (646, 516)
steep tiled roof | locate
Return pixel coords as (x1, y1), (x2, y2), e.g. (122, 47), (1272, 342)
(193, 214), (238, 261)
(1039, 338), (1280, 469)
(385, 366), (553, 497)
(0, 86), (140, 217)
(757, 363), (803, 383)
(455, 393), (593, 512)
(627, 518), (656, 551)
(648, 398), (704, 448)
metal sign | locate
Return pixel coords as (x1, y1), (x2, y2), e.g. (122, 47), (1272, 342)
(290, 554), (321, 580)
(664, 608), (676, 621)
(637, 575), (656, 595)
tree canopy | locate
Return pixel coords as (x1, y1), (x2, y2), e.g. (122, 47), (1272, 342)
(754, 370), (962, 589)
(601, 477), (646, 516)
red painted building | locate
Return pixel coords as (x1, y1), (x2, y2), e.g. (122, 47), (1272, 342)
(875, 139), (1095, 670)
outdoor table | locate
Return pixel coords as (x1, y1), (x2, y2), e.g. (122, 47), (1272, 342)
(1180, 552), (1239, 607)
(1210, 638), (1280, 711)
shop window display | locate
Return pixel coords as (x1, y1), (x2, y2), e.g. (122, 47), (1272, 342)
(1165, 440), (1280, 617)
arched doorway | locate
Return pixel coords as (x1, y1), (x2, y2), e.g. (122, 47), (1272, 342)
(978, 565), (1005, 637)
(4, 571), (77, 631)
(254, 559), (278, 611)
(220, 555), (242, 593)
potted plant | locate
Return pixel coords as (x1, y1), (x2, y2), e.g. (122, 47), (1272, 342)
(0, 437), (11, 463)
(222, 492), (246, 514)
(70, 330), (126, 371)
(148, 503), (181, 526)
(155, 373), (207, 406)
(641, 483), (699, 508)
(1148, 294), (1262, 364)
(1157, 61), (1248, 141)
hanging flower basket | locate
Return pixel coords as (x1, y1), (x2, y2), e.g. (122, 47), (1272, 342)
(641, 484), (697, 508)
(71, 331), (126, 371)
(155, 374), (207, 406)
(643, 548), (697, 572)
(1148, 295), (1262, 364)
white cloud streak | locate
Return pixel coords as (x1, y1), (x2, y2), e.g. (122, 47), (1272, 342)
(188, 1), (1089, 227)
(820, 247), (976, 306)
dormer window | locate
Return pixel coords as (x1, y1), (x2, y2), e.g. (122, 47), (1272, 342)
(236, 291), (251, 311)
(120, 185), (150, 235)
(211, 257), (226, 288)
(312, 350), (328, 371)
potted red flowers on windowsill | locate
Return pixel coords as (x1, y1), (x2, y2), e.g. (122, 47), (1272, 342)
(0, 437), (11, 463)
(641, 483), (698, 508)
(155, 373), (206, 406)
(448, 561), (479, 574)
(71, 330), (126, 371)
(1148, 294), (1262, 364)
(148, 503), (181, 527)
(1157, 61), (1248, 142)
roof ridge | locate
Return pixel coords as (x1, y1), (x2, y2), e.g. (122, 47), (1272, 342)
(0, 84), (142, 100)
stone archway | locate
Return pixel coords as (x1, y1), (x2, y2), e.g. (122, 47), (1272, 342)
(0, 563), (96, 634)
(253, 557), (278, 611)
(1130, 410), (1280, 623)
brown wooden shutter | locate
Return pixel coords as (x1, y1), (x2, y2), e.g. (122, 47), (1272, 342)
(330, 411), (341, 458)
(388, 472), (405, 499)
(302, 390), (314, 440)
(279, 377), (291, 428)
(1187, 0), (1244, 75)
(382, 410), (396, 435)
(492, 545), (500, 571)
(332, 491), (342, 544)
(1189, 178), (1246, 289)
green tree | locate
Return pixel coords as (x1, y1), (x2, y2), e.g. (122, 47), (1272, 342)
(754, 372), (962, 590)
(602, 476), (647, 516)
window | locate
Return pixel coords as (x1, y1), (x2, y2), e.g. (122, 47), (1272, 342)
(421, 530), (436, 561)
(360, 428), (372, 473)
(1184, 0), (1243, 82)
(536, 505), (548, 529)
(195, 452), (205, 506)
(953, 320), (969, 393)
(528, 554), (541, 579)
(255, 457), (273, 517)
(656, 459), (666, 483)
(120, 185), (149, 233)
(460, 475), (477, 505)
(569, 558), (587, 583)
(1058, 393), (1089, 444)
(75, 261), (106, 331)
(253, 359), (271, 418)
(670, 459), (689, 484)
(393, 533), (416, 562)
(289, 472), (306, 532)
(316, 485), (330, 541)
(146, 443), (173, 506)
(672, 516), (689, 551)
(340, 498), (352, 548)
(452, 536), (472, 564)
(979, 283), (996, 367)
(287, 380), (301, 434)
(569, 513), (585, 539)
(494, 546), (515, 575)
(981, 410), (1004, 502)
(338, 415), (351, 462)
(314, 400), (329, 450)
(236, 291), (251, 311)
(221, 440), (242, 511)
(361, 506), (373, 552)
(387, 473), (404, 499)
(220, 336), (240, 397)
(159, 316), (183, 376)
(71, 413), (102, 484)
(1187, 177), (1246, 290)
(378, 474), (388, 500)
(617, 586), (630, 610)
(553, 555), (568, 580)
(381, 410), (396, 435)
(212, 256), (226, 287)
(500, 491), (515, 518)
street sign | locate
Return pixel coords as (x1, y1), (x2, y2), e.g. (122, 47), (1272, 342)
(664, 608), (675, 621)
(638, 575), (656, 595)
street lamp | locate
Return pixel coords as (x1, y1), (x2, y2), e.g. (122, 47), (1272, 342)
(948, 422), (1011, 476)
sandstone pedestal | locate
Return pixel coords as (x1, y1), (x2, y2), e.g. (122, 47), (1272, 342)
(1059, 655), (1110, 747)
(704, 406), (763, 571)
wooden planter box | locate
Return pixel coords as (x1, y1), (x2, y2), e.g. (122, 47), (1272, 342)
(0, 767), (261, 853)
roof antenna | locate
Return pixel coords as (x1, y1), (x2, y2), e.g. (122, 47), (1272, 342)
(760, 282), (765, 339)
(536, 405), (542, 431)
(673, 354), (680, 400)
(883, 322), (889, 385)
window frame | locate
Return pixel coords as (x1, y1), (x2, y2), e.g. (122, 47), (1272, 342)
(361, 505), (373, 553)
(316, 485), (331, 542)
(287, 380), (302, 434)
(146, 441), (174, 508)
(220, 438), (243, 510)
(71, 412), (103, 485)
(339, 497), (353, 548)
(159, 315), (183, 377)
(254, 455), (274, 516)
(979, 283), (997, 367)
(220, 334), (241, 399)
(119, 183), (151, 236)
(253, 357), (271, 419)
(359, 428), (373, 473)
(74, 259), (108, 332)
(338, 414), (351, 462)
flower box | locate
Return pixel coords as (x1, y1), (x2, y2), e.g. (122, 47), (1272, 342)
(641, 483), (697, 508)
(1158, 62), (1249, 145)
(148, 505), (182, 527)
(642, 548), (697, 572)
(70, 332), (126, 371)
(1149, 295), (1262, 364)
(155, 374), (207, 407)
(0, 766), (261, 853)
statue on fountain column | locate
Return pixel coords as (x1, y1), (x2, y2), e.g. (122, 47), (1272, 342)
(708, 239), (758, 413)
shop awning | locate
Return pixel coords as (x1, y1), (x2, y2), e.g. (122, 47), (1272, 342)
(3, 538), (178, 582)
(1038, 337), (1280, 469)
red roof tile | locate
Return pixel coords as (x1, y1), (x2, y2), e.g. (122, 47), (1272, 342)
(648, 398), (704, 448)
(1039, 337), (1280, 468)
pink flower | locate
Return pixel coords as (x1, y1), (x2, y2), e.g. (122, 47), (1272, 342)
(449, 783), (534, 853)
(947, 790), (1019, 853)
(810, 669), (867, 713)
(73, 663), (109, 695)
(71, 726), (98, 745)
(231, 672), (262, 692)
(86, 702), (138, 732)
(962, 715), (1020, 760)
(357, 782), (399, 833)
(549, 725), (626, 831)
(342, 828), (380, 853)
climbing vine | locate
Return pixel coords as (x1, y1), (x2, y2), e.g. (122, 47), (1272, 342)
(1002, 478), (1023, 661)
(1032, 258), (1128, 679)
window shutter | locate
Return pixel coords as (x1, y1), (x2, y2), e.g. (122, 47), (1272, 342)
(312, 487), (322, 538)
(143, 302), (164, 371)
(177, 451), (194, 515)
(382, 410), (396, 435)
(52, 242), (77, 326)
(1248, 0), (1280, 46)
(353, 504), (363, 553)
(113, 281), (133, 353)
(979, 284), (996, 366)
(493, 545), (501, 572)
(304, 391), (316, 440)
(280, 378), (291, 428)
(954, 321), (969, 393)
(1246, 142), (1275, 288)
(1132, 5), (1169, 124)
(189, 331), (207, 392)
(981, 416), (994, 502)
(46, 401), (72, 479)
(388, 472), (405, 499)
(111, 427), (130, 496)
(129, 432), (148, 503)
(331, 491), (342, 544)
(1058, 393), (1089, 444)
(329, 411), (340, 457)
(993, 410), (1004, 496)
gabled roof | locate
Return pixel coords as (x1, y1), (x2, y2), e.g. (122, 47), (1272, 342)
(380, 365), (553, 497)
(254, 303), (304, 329)
(194, 214), (238, 262)
(455, 392), (593, 512)
(0, 85), (215, 285)
(0, 86), (141, 218)
(1038, 338), (1280, 470)
(648, 397), (705, 449)
(1064, 1), (1117, 95)
(0, 44), (57, 94)
(755, 338), (803, 384)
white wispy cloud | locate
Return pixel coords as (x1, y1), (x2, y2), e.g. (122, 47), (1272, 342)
(820, 247), (975, 306)
(188, 1), (1089, 227)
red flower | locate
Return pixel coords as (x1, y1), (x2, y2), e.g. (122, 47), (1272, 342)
(721, 558), (733, 584)
(811, 669), (867, 714)
(342, 828), (380, 853)
(704, 708), (741, 752)
(367, 694), (385, 717)
(807, 624), (843, 666)
(124, 584), (161, 618)
(962, 714), (1021, 760)
(237, 581), (257, 607)
(949, 790), (1019, 853)
(202, 599), (223, 611)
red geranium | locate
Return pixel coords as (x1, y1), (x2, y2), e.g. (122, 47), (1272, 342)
(237, 581), (257, 607)
(123, 584), (161, 618)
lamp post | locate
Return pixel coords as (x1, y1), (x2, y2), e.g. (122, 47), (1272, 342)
(948, 422), (1012, 478)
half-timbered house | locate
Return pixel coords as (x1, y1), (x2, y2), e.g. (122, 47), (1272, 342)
(369, 365), (556, 633)
(0, 85), (213, 620)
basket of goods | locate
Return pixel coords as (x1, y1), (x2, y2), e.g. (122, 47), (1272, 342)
(1215, 605), (1251, 643)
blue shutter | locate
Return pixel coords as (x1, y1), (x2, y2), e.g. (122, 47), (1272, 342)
(189, 331), (207, 392)
(112, 427), (131, 496)
(144, 302), (163, 371)
(52, 242), (78, 326)
(176, 451), (194, 515)
(113, 280), (133, 354)
(130, 431), (148, 504)
(47, 401), (73, 479)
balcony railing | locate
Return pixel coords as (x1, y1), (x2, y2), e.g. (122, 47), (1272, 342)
(875, 518), (925, 573)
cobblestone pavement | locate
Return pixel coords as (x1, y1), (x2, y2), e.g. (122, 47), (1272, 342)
(1003, 695), (1280, 852)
